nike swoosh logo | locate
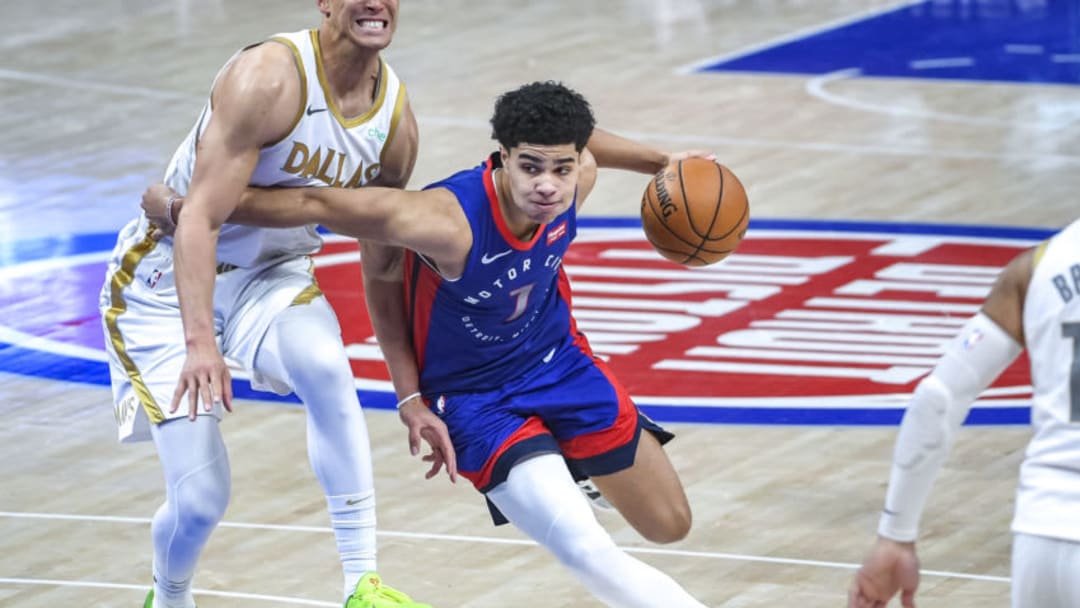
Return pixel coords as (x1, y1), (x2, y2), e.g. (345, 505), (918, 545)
(306, 106), (327, 116)
(481, 249), (513, 264)
(346, 498), (364, 506)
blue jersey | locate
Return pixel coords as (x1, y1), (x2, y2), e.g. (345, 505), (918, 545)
(405, 153), (579, 394)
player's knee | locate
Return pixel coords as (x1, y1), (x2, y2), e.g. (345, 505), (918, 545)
(639, 502), (692, 544)
(550, 524), (617, 573)
(286, 340), (352, 389)
(174, 462), (230, 534)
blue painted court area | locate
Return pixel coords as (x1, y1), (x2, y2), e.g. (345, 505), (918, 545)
(699, 0), (1080, 85)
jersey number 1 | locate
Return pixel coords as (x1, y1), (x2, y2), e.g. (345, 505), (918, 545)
(1065, 322), (1080, 422)
(505, 284), (536, 322)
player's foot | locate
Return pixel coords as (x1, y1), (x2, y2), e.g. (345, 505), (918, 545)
(142, 588), (196, 608)
(344, 572), (432, 608)
(576, 477), (615, 511)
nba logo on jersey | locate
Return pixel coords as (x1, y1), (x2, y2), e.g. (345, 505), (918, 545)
(436, 395), (446, 415)
(963, 329), (985, 350)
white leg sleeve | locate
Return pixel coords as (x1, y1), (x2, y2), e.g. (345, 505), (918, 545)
(486, 454), (706, 608)
(254, 300), (377, 594)
(1012, 532), (1080, 608)
(150, 416), (231, 608)
(878, 312), (1023, 541)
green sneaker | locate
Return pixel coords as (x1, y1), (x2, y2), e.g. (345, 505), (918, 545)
(344, 572), (432, 608)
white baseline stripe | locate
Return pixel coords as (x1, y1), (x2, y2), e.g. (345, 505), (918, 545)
(0, 511), (1008, 584)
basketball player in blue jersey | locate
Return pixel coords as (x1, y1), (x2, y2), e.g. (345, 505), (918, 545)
(147, 81), (711, 607)
(848, 218), (1080, 608)
(100, 1), (432, 606)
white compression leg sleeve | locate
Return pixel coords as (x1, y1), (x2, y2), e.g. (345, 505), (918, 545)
(149, 416), (231, 608)
(486, 454), (706, 608)
(1012, 532), (1080, 608)
(254, 300), (377, 597)
(878, 312), (1023, 541)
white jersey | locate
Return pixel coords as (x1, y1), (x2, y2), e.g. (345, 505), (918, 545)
(160, 28), (408, 267)
(1013, 218), (1080, 542)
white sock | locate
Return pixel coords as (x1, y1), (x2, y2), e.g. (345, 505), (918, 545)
(327, 491), (378, 598)
(152, 570), (196, 608)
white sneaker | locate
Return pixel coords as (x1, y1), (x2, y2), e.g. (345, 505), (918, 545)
(576, 478), (615, 511)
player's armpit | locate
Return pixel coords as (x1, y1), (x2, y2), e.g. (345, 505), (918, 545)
(981, 246), (1035, 346)
(369, 95), (419, 189)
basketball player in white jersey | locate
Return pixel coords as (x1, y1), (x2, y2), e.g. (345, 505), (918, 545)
(848, 218), (1080, 608)
(98, 1), (434, 606)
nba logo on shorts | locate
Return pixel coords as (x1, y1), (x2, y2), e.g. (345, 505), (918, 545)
(963, 329), (985, 350)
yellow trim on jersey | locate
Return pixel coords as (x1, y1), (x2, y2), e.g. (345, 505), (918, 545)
(310, 29), (389, 129)
(1033, 240), (1050, 268)
(267, 35), (309, 147)
(103, 231), (166, 424)
(380, 82), (408, 165)
(290, 259), (323, 306)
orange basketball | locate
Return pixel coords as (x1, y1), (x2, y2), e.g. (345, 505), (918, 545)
(640, 158), (749, 266)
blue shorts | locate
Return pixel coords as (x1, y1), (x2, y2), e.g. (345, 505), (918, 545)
(427, 337), (674, 494)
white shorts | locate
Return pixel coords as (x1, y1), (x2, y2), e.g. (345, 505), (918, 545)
(99, 218), (332, 443)
(1012, 532), (1080, 608)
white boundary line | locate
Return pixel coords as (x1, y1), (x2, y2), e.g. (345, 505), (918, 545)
(1, 67), (1077, 164)
(0, 68), (195, 101)
(0, 510), (1010, 584)
(805, 69), (1077, 130)
(0, 577), (339, 606)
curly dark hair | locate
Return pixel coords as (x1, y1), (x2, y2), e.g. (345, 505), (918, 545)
(490, 81), (596, 152)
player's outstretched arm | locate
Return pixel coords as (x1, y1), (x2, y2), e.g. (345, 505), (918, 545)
(586, 127), (715, 175)
(143, 182), (470, 275)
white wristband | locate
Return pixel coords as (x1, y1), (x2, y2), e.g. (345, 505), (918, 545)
(395, 391), (422, 409)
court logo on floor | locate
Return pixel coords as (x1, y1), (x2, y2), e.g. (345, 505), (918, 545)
(0, 219), (1053, 425)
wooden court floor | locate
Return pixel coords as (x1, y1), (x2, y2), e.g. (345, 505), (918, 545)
(2, 1), (1077, 606)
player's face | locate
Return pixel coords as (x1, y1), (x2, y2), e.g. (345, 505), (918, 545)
(320, 0), (398, 50)
(501, 144), (580, 226)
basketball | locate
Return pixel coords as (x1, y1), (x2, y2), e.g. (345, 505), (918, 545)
(640, 158), (749, 266)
